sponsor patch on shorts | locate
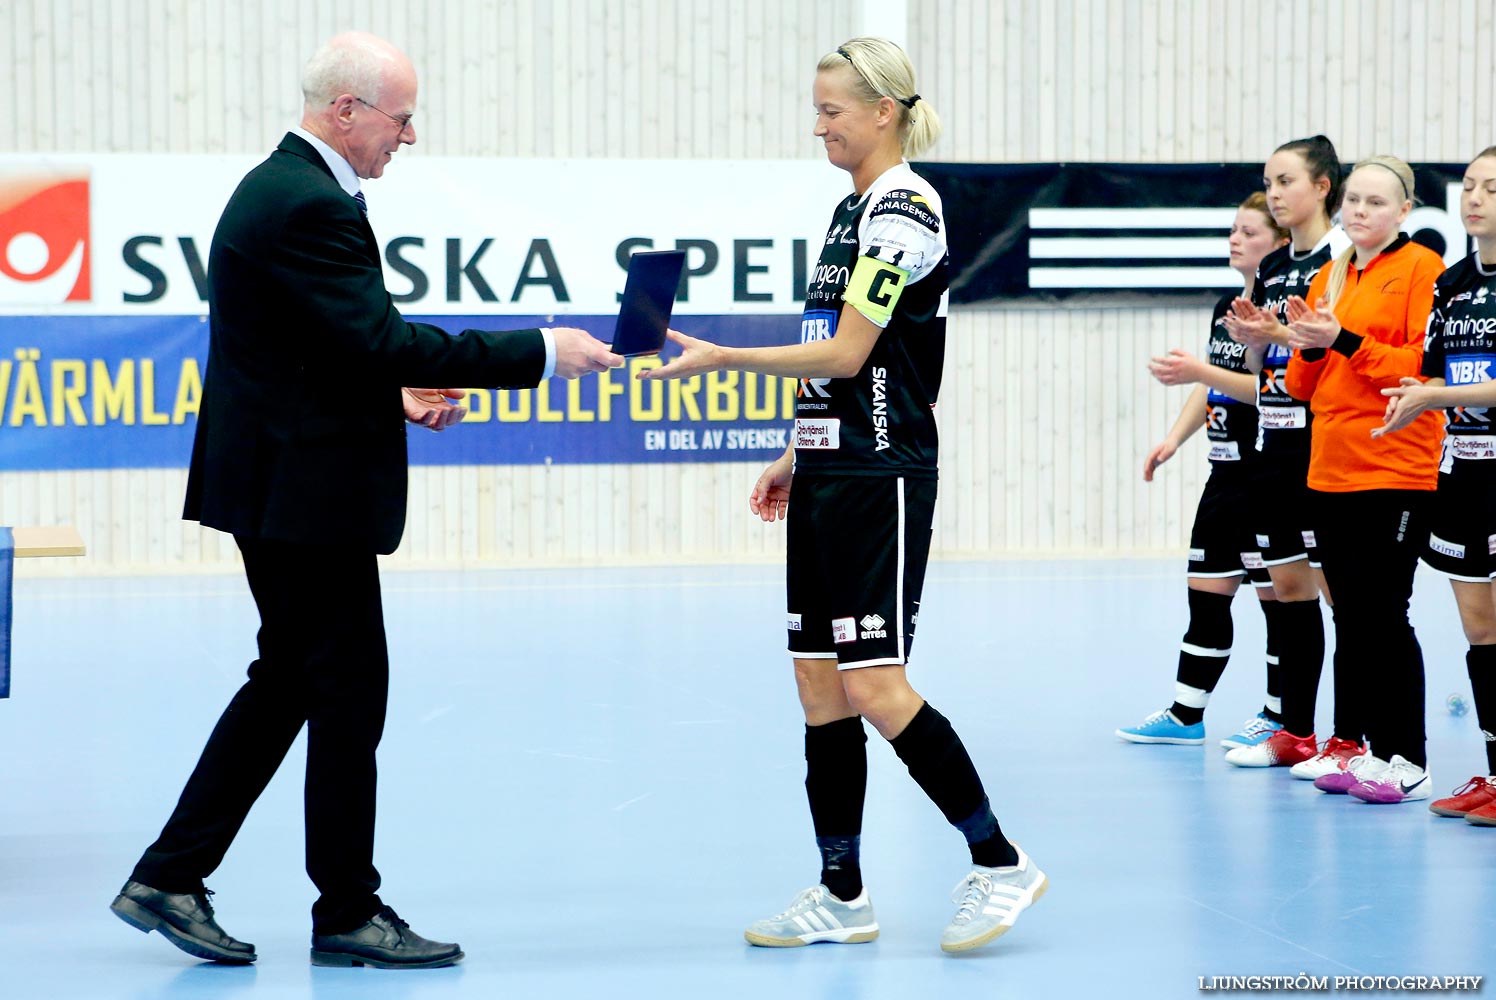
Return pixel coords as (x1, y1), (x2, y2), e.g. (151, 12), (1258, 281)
(1430, 534), (1467, 560)
(787, 613), (802, 632)
(1188, 548), (1206, 562)
(1241, 551), (1265, 569)
(1489, 534), (1496, 557)
(1301, 531), (1318, 548)
(831, 616), (856, 644)
(1256, 534), (1271, 548)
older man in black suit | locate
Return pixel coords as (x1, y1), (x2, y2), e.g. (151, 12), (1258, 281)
(109, 32), (620, 969)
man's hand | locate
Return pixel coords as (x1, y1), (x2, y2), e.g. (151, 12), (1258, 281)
(548, 327), (625, 378)
(403, 388), (468, 431)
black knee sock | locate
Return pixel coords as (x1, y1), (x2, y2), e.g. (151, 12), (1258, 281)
(1276, 599), (1326, 737)
(889, 703), (1017, 868)
(1169, 589), (1234, 726)
(1468, 645), (1496, 775)
(805, 716), (867, 901)
(1259, 599), (1285, 722)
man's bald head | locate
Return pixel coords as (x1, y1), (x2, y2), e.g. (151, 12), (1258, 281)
(301, 32), (413, 112)
(299, 32), (418, 180)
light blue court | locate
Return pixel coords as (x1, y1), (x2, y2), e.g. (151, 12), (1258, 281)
(2, 559), (1492, 999)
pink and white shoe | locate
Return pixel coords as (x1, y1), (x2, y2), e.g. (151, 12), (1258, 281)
(1348, 755), (1432, 804)
(1315, 752), (1387, 795)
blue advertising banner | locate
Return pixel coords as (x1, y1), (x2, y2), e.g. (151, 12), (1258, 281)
(0, 312), (801, 470)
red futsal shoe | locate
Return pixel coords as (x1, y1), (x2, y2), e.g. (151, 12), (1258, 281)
(1429, 776), (1496, 818)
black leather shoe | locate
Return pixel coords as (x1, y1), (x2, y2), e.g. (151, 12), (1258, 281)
(310, 906), (463, 969)
(110, 880), (257, 964)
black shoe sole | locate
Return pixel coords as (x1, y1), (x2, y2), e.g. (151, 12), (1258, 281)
(310, 948), (464, 969)
(110, 895), (257, 964)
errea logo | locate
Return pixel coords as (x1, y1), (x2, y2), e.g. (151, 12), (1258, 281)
(859, 613), (887, 639)
(0, 168), (90, 303)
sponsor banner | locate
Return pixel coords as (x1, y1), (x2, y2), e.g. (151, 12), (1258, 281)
(0, 154), (849, 316)
(0, 153), (848, 469)
(914, 162), (1472, 303)
(1, 155), (1479, 313)
(0, 313), (801, 470)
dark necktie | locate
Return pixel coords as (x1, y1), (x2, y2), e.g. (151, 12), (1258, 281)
(353, 190), (368, 215)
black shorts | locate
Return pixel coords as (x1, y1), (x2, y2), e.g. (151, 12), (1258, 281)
(1249, 451), (1320, 569)
(786, 474), (935, 669)
(1422, 469), (1496, 582)
(1188, 465), (1271, 586)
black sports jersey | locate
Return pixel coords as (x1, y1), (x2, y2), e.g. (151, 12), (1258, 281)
(1421, 252), (1496, 476)
(1204, 293), (1258, 466)
(794, 162), (949, 478)
(1249, 228), (1350, 456)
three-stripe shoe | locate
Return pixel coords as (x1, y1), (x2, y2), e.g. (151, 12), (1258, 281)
(940, 845), (1048, 953)
(1348, 754), (1432, 804)
(744, 885), (878, 947)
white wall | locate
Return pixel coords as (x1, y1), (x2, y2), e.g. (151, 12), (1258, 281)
(3, 0), (1487, 572)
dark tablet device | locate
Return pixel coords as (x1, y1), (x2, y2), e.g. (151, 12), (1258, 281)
(611, 249), (686, 357)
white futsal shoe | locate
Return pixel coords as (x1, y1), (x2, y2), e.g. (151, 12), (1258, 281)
(743, 885), (879, 947)
(940, 844), (1049, 953)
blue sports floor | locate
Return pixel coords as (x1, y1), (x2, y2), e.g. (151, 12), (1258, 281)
(1, 559), (1492, 999)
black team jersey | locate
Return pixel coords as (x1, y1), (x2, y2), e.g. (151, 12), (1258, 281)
(794, 162), (949, 478)
(1421, 252), (1496, 478)
(1204, 293), (1258, 468)
(1249, 227), (1351, 456)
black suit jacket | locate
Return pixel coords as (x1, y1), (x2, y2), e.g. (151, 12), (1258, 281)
(185, 133), (546, 554)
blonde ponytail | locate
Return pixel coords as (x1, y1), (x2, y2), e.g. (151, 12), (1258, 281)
(819, 37), (943, 159)
(1322, 243), (1357, 308)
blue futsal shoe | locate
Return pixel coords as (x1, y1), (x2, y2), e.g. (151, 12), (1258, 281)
(1116, 709), (1204, 745)
(1219, 712), (1283, 750)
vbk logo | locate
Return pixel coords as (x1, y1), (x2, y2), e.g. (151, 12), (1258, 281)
(1448, 359), (1493, 384)
(0, 169), (90, 303)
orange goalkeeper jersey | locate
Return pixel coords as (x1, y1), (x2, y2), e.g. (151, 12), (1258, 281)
(1284, 234), (1445, 493)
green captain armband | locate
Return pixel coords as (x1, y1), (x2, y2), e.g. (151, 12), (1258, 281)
(845, 255), (912, 328)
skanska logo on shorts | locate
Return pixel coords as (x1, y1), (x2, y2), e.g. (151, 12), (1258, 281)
(859, 613), (888, 639)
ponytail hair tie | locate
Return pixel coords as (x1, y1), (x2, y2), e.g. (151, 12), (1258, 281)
(897, 93), (920, 109)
